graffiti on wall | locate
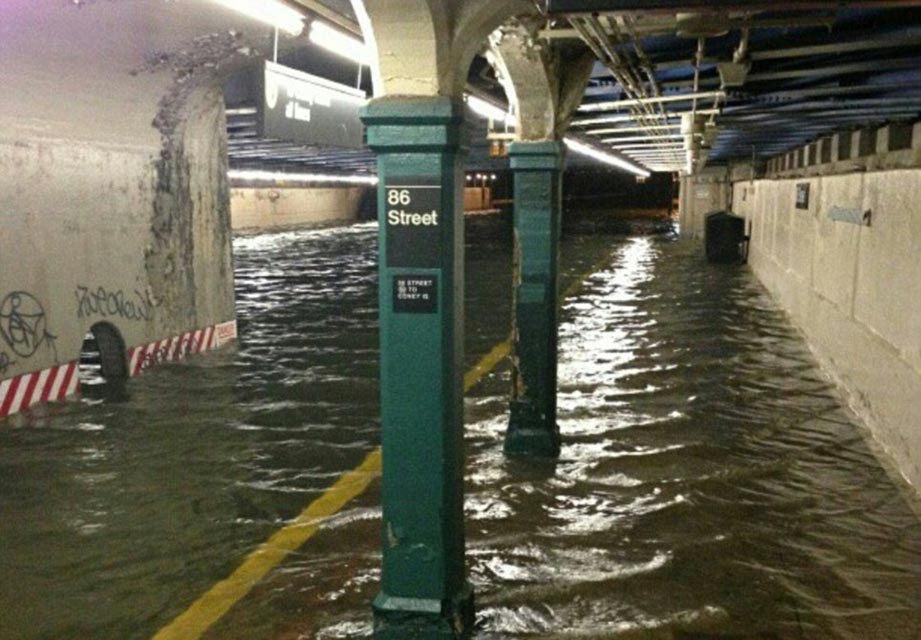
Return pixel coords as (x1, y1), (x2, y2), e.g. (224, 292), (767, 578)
(0, 292), (58, 362)
(0, 352), (11, 376)
(75, 285), (153, 322)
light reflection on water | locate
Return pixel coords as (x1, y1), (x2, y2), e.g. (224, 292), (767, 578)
(283, 231), (921, 640)
(0, 220), (919, 640)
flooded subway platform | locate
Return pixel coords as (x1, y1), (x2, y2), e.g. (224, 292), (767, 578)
(0, 217), (920, 640)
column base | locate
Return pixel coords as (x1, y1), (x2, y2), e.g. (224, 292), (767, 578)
(505, 401), (561, 457)
(373, 584), (475, 640)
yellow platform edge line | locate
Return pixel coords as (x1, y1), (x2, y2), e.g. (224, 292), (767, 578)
(152, 448), (382, 640)
(153, 337), (514, 640)
(153, 249), (612, 640)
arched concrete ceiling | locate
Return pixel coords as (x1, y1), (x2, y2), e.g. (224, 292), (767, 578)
(351, 0), (535, 97)
(487, 19), (596, 141)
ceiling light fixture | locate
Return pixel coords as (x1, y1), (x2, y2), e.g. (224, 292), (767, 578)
(212, 0), (305, 36)
(564, 138), (651, 178)
(309, 20), (372, 65)
(465, 95), (515, 125)
(465, 96), (649, 176)
(228, 169), (379, 186)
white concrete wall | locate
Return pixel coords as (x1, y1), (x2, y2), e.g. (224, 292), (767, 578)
(230, 187), (367, 230)
(1, 138), (158, 375)
(733, 170), (921, 491)
(0, 0), (268, 387)
(679, 168), (731, 238)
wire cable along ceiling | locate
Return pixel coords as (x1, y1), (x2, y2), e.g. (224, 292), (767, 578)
(546, 1), (921, 173)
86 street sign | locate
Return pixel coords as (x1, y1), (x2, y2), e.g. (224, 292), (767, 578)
(385, 179), (442, 268)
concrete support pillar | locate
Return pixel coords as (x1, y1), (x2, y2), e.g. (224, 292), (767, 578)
(361, 97), (473, 639)
(485, 18), (595, 459)
(506, 141), (565, 457)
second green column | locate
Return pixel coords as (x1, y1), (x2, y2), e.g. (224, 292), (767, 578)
(505, 141), (565, 458)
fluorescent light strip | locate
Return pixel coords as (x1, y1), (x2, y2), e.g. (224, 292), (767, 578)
(211, 0), (304, 36)
(609, 144), (685, 150)
(564, 138), (651, 177)
(465, 95), (515, 125)
(600, 135), (684, 143)
(229, 169), (379, 186)
(591, 126), (683, 136)
(580, 91), (726, 112)
(309, 20), (372, 65)
(464, 96), (649, 176)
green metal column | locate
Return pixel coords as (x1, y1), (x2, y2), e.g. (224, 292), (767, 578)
(361, 98), (473, 639)
(505, 141), (565, 458)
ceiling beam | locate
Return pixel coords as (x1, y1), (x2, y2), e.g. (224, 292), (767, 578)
(662, 57), (921, 88)
(726, 83), (921, 103)
(649, 34), (921, 71)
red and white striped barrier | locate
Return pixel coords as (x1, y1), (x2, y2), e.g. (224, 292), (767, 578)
(128, 319), (237, 377)
(0, 362), (80, 419)
(0, 319), (237, 420)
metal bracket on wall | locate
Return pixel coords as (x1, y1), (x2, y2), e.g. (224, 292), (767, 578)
(829, 206), (872, 226)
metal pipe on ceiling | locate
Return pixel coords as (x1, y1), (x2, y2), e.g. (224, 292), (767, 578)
(571, 108), (721, 127)
(722, 109), (921, 121)
(607, 142), (686, 148)
(731, 84), (921, 103)
(547, 12), (839, 41)
(600, 134), (685, 142)
(661, 57), (921, 89)
(570, 15), (679, 149)
(723, 98), (921, 115)
(617, 14), (670, 120)
(752, 33), (921, 61)
(585, 124), (683, 134)
(691, 37), (705, 116)
(647, 31), (921, 71)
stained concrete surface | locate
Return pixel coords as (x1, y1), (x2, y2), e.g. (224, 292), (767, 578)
(733, 168), (921, 492)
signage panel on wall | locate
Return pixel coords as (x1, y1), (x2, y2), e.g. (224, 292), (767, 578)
(393, 276), (438, 314)
(257, 61), (366, 149)
(384, 179), (442, 269)
(796, 183), (810, 210)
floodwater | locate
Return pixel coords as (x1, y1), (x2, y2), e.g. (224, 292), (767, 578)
(0, 216), (920, 640)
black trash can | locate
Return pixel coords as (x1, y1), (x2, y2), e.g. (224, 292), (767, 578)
(705, 211), (748, 264)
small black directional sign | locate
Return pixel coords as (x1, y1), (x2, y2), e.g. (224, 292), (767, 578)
(385, 178), (442, 268)
(393, 275), (438, 314)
